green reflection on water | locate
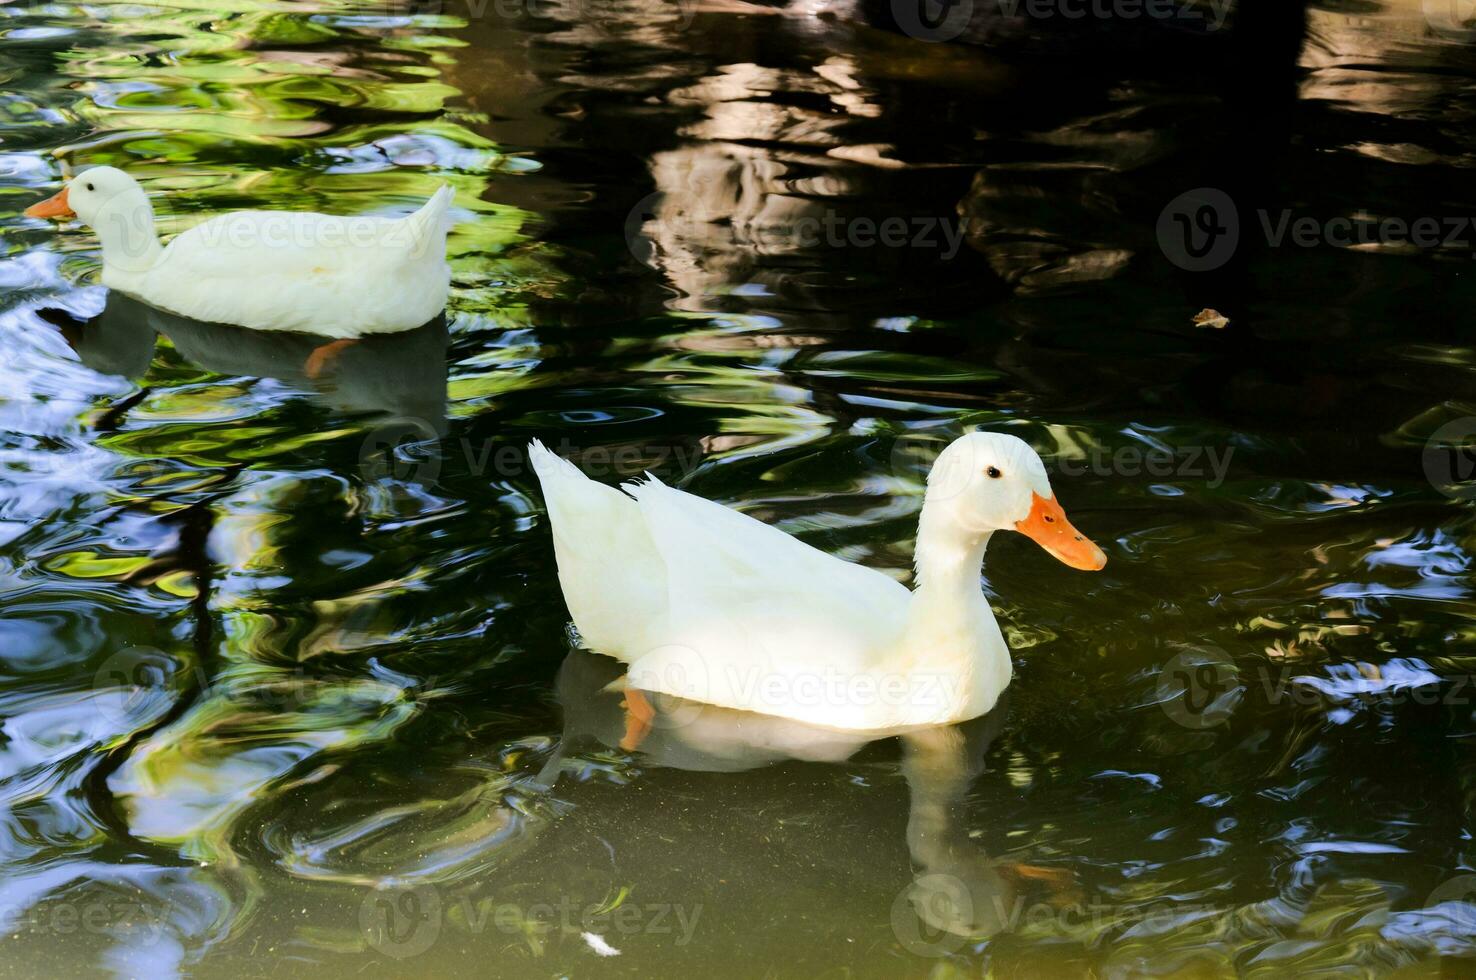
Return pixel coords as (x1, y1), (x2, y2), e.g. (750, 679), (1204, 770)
(2, 0), (1476, 976)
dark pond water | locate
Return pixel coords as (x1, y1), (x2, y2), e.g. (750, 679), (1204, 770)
(4, 0), (1476, 975)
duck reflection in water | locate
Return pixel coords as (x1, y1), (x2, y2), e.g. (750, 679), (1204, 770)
(38, 289), (450, 433)
(544, 649), (1079, 944)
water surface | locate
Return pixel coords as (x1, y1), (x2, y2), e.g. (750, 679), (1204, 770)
(3, 0), (1476, 975)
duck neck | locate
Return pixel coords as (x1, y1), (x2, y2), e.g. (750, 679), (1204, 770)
(93, 192), (162, 275)
(897, 497), (1005, 719)
(912, 497), (992, 601)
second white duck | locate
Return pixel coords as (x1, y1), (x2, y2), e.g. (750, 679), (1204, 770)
(25, 166), (453, 342)
(531, 431), (1106, 732)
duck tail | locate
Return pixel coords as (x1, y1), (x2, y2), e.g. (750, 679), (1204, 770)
(397, 184), (454, 258)
(530, 438), (597, 488)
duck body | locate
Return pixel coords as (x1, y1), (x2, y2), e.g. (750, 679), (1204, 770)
(26, 167), (453, 338)
(111, 197), (453, 337)
(530, 432), (1105, 731)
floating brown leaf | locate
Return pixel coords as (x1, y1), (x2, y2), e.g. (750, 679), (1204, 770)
(1192, 308), (1230, 329)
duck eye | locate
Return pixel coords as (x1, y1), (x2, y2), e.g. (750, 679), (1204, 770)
(986, 466), (1002, 478)
(85, 182), (94, 192)
(1044, 515), (1055, 523)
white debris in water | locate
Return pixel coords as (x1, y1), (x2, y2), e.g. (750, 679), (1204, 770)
(582, 932), (620, 957)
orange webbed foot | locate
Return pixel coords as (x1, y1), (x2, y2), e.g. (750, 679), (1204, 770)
(996, 862), (1083, 906)
(305, 338), (358, 379)
(620, 687), (655, 752)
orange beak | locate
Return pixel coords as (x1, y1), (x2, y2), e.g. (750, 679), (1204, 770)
(24, 187), (73, 219)
(1014, 492), (1107, 571)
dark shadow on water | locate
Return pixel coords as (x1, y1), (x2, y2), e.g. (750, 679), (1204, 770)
(39, 291), (450, 434)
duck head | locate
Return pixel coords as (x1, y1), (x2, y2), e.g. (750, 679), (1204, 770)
(922, 431), (1106, 571)
(25, 166), (160, 273)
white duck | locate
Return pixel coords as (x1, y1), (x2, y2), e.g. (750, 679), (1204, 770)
(25, 166), (453, 373)
(530, 431), (1106, 732)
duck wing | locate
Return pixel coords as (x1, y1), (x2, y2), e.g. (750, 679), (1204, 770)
(137, 190), (454, 334)
(620, 472), (912, 726)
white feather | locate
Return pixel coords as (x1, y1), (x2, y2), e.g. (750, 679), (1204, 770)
(529, 437), (1031, 731)
(53, 167), (455, 338)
